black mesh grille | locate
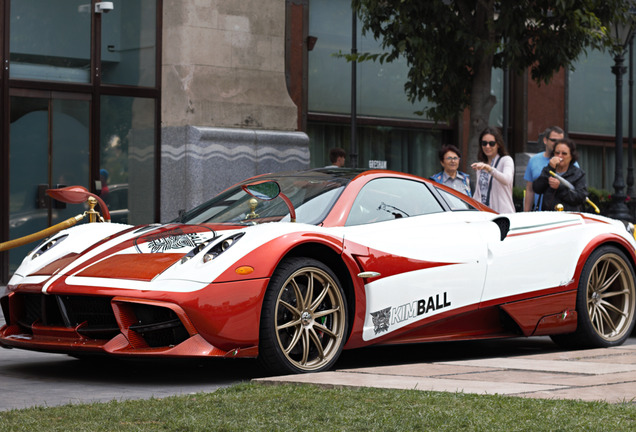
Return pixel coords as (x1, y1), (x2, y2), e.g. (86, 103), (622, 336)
(129, 303), (190, 348)
(11, 293), (190, 348)
(20, 293), (65, 327)
(21, 293), (44, 326)
(60, 295), (116, 327)
(15, 293), (119, 339)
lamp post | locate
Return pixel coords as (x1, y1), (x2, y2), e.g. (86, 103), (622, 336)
(607, 6), (636, 222)
(627, 34), (634, 200)
(350, 10), (358, 168)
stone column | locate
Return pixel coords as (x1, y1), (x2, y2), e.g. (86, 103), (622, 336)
(160, 0), (308, 221)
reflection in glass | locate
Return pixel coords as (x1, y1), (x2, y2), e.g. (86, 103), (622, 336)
(51, 99), (90, 201)
(346, 178), (443, 226)
(10, 0), (91, 82)
(308, 122), (441, 177)
(569, 48), (627, 136)
(308, 1), (504, 125)
(243, 182), (281, 201)
(182, 174), (349, 225)
(101, 0), (156, 87)
(308, 0), (426, 118)
(9, 98), (49, 259)
(101, 96), (155, 225)
(8, 96), (89, 274)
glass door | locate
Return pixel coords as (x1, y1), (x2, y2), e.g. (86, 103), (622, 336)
(8, 92), (90, 274)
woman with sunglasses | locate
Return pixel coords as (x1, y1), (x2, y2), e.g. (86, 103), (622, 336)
(532, 138), (587, 212)
(471, 127), (516, 213)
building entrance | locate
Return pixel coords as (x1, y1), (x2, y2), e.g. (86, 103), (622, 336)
(1, 1), (161, 283)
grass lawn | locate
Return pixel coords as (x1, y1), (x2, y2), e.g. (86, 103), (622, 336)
(0, 382), (634, 431)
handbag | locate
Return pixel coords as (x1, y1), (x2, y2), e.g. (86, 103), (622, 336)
(484, 156), (502, 207)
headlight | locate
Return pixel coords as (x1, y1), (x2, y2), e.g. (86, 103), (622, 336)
(180, 237), (217, 264)
(31, 234), (69, 259)
(203, 233), (245, 263)
(179, 232), (245, 264)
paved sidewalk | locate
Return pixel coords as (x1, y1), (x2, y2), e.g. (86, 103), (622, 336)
(256, 340), (636, 403)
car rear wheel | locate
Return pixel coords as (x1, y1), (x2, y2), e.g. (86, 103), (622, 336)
(551, 245), (636, 348)
(258, 257), (348, 375)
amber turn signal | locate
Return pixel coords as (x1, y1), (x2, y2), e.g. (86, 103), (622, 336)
(235, 266), (254, 275)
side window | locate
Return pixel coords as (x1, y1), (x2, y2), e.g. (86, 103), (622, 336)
(436, 188), (476, 211)
(346, 178), (444, 226)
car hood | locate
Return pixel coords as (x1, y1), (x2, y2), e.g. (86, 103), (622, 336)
(9, 223), (229, 289)
(8, 221), (341, 294)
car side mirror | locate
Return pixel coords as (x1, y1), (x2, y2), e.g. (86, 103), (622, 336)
(241, 181), (281, 201)
(242, 180), (296, 222)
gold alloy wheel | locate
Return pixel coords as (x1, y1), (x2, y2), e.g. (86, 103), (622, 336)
(585, 252), (636, 342)
(274, 266), (346, 371)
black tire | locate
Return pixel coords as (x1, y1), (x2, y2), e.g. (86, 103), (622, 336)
(258, 257), (348, 375)
(551, 245), (636, 349)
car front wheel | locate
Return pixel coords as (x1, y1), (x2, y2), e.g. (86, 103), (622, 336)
(259, 257), (348, 375)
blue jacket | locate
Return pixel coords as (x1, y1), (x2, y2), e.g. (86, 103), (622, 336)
(430, 171), (472, 197)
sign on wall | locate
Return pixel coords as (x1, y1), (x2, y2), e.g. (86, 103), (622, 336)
(369, 160), (387, 169)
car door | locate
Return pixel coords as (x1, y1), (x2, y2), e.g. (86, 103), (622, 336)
(341, 178), (497, 342)
(478, 211), (587, 304)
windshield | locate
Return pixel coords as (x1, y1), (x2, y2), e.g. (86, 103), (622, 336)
(179, 172), (353, 225)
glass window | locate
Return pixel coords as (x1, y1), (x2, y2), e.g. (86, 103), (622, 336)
(308, 0), (505, 123)
(101, 0), (157, 87)
(490, 68), (504, 127)
(569, 48), (632, 136)
(435, 187), (476, 211)
(308, 123), (442, 178)
(9, 95), (90, 274)
(568, 48), (636, 191)
(308, 0), (351, 114)
(346, 178), (443, 226)
(577, 145), (610, 190)
(357, 25), (433, 118)
(10, 0), (91, 82)
(9, 97), (49, 275)
(100, 96), (155, 225)
(182, 175), (349, 226)
(308, 0), (431, 119)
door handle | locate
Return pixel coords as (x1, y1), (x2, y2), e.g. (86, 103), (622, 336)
(36, 184), (49, 209)
(53, 184), (67, 209)
(37, 184), (68, 209)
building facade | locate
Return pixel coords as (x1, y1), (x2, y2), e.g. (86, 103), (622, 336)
(0, 0), (310, 281)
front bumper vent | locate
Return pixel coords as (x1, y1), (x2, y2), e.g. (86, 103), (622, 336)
(127, 303), (190, 348)
(8, 293), (191, 348)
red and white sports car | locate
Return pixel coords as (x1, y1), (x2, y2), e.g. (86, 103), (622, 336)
(1, 169), (636, 375)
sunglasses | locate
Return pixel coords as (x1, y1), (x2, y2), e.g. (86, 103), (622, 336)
(480, 140), (497, 147)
